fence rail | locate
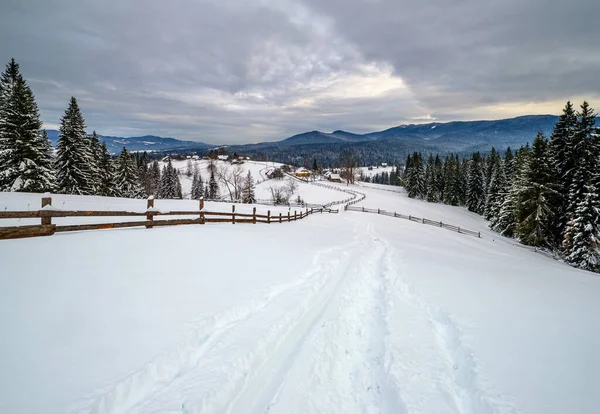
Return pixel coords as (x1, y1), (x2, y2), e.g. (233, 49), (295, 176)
(345, 205), (481, 238)
(0, 196), (336, 240)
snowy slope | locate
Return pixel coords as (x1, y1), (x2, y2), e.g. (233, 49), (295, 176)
(1, 184), (599, 414)
(159, 159), (346, 205)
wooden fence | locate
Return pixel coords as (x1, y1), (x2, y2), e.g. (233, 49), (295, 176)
(0, 196), (335, 240)
(345, 205), (481, 238)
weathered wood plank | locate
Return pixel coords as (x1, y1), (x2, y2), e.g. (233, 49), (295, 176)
(0, 224), (56, 240)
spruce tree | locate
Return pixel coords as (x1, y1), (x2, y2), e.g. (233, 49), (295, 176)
(494, 145), (531, 237)
(0, 58), (55, 192)
(114, 147), (143, 198)
(516, 132), (559, 247)
(425, 154), (438, 202)
(486, 158), (507, 228)
(191, 167), (204, 199)
(55, 97), (94, 194)
(565, 183), (600, 271)
(148, 160), (161, 196)
(548, 102), (579, 239)
(88, 131), (102, 192)
(97, 141), (116, 197)
(242, 170), (256, 203)
(434, 155), (444, 200)
(466, 152), (486, 214)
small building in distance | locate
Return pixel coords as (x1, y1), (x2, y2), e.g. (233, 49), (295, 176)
(295, 167), (311, 178)
(328, 173), (342, 183)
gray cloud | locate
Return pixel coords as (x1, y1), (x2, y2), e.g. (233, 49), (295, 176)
(1, 0), (598, 144)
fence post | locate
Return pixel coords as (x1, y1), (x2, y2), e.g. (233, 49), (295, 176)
(458, 226), (460, 233)
(478, 232), (481, 238)
(378, 208), (380, 214)
(409, 215), (411, 220)
(253, 207), (256, 224)
(279, 212), (282, 223)
(41, 195), (52, 226)
(146, 196), (154, 228)
(288, 211), (291, 222)
(394, 212), (396, 217)
(294, 211), (297, 221)
(267, 210), (271, 223)
(232, 205), (236, 224)
(440, 221), (442, 227)
(199, 198), (205, 224)
(422, 218), (425, 224)
(362, 206), (364, 212)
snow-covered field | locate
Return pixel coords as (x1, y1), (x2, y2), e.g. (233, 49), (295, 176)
(358, 165), (397, 180)
(1, 182), (599, 414)
(160, 159), (347, 206)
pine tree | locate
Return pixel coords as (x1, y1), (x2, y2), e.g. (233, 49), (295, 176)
(483, 150), (501, 219)
(88, 131), (102, 192)
(191, 167), (204, 199)
(425, 154), (438, 202)
(114, 147), (143, 198)
(504, 147), (515, 185)
(494, 145), (531, 237)
(547, 102), (579, 239)
(242, 170), (256, 203)
(466, 152), (485, 214)
(567, 102), (598, 218)
(97, 141), (116, 196)
(565, 183), (600, 271)
(55, 97), (94, 194)
(433, 155), (444, 200)
(0, 59), (55, 192)
(148, 160), (161, 196)
(443, 155), (460, 206)
(486, 158), (507, 228)
(516, 132), (560, 247)
(204, 184), (210, 199)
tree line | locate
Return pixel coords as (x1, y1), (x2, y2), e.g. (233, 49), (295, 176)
(401, 101), (600, 272)
(0, 58), (258, 202)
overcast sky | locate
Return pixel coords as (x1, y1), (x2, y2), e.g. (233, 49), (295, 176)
(2, 0), (599, 144)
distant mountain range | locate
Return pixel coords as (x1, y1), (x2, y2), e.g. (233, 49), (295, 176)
(46, 114), (562, 156)
(45, 130), (211, 154)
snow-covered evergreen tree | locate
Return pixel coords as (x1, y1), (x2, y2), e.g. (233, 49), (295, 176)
(466, 152), (485, 214)
(0, 58), (55, 192)
(565, 183), (600, 271)
(516, 132), (560, 247)
(97, 141), (116, 197)
(88, 131), (103, 192)
(494, 145), (531, 237)
(157, 159), (181, 199)
(483, 150), (501, 219)
(425, 154), (438, 202)
(191, 168), (204, 199)
(485, 158), (507, 225)
(148, 160), (161, 196)
(55, 97), (94, 195)
(114, 147), (143, 198)
(242, 170), (256, 203)
(443, 154), (460, 206)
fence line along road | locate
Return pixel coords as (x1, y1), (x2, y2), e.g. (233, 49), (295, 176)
(345, 205), (481, 238)
(0, 196), (338, 240)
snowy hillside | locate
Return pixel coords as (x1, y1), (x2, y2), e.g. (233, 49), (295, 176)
(1, 183), (599, 414)
(159, 159), (348, 205)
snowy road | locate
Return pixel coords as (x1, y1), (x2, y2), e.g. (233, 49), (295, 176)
(71, 215), (515, 414)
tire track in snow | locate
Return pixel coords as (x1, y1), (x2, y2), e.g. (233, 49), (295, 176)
(252, 221), (408, 414)
(71, 222), (365, 414)
(377, 235), (518, 414)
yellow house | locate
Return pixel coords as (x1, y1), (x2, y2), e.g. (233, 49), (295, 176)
(295, 167), (311, 178)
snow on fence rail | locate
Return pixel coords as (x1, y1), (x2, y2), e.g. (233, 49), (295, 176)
(0, 196), (336, 240)
(345, 205), (481, 238)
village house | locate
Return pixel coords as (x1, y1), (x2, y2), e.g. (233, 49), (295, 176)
(295, 167), (311, 178)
